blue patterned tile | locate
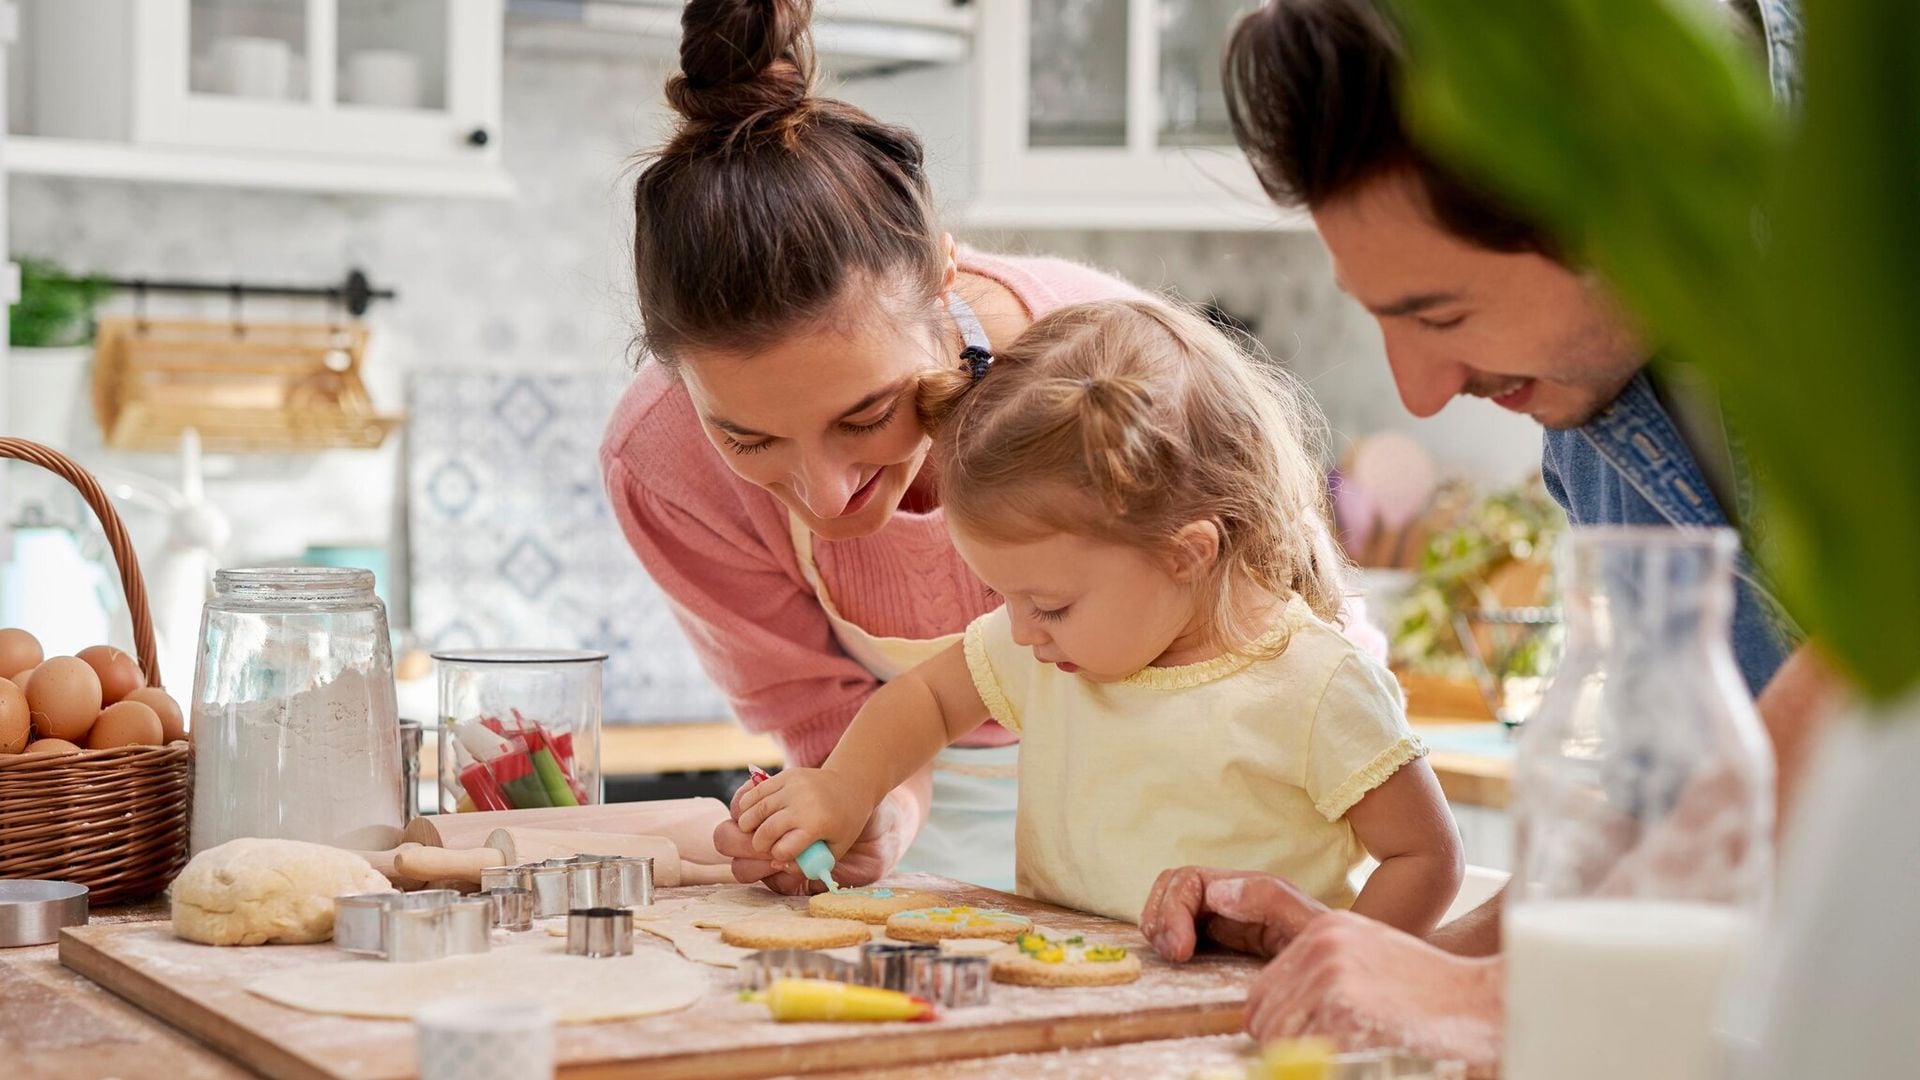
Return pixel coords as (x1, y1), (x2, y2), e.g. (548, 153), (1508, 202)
(407, 371), (731, 724)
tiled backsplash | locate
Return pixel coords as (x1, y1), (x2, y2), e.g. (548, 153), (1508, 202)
(7, 45), (1543, 715)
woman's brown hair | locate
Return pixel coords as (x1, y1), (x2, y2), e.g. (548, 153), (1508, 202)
(920, 300), (1348, 654)
(632, 0), (945, 363)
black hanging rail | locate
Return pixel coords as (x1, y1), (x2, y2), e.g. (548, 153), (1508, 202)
(104, 268), (395, 317)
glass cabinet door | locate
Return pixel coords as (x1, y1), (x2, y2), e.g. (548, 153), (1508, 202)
(1157, 0), (1258, 146)
(189, 0), (311, 103)
(1027, 0), (1129, 147)
(336, 0), (449, 112)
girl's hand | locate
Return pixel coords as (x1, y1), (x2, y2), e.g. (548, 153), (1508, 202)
(734, 766), (880, 865)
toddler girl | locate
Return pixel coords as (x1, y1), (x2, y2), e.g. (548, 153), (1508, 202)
(737, 299), (1462, 931)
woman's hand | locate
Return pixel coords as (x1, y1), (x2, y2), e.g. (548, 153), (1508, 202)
(714, 778), (912, 895)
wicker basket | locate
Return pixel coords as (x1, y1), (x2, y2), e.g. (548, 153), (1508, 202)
(0, 437), (192, 904)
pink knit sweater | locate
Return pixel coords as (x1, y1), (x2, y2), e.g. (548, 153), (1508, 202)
(601, 250), (1152, 766)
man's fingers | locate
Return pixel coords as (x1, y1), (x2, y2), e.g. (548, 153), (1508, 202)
(1202, 875), (1323, 951)
(1144, 868), (1206, 962)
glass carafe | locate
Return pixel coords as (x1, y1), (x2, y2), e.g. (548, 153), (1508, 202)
(1505, 528), (1773, 1080)
(190, 568), (403, 853)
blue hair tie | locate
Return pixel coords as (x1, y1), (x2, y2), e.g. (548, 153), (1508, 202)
(962, 345), (993, 382)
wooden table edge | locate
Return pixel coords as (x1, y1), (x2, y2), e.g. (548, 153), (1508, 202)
(556, 1000), (1249, 1080)
(60, 926), (340, 1080)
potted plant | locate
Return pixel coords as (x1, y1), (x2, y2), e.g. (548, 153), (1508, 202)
(6, 257), (112, 450)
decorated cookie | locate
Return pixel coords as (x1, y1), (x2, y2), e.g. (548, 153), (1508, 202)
(885, 905), (1033, 943)
(718, 913), (873, 951)
(991, 932), (1143, 987)
(808, 887), (948, 924)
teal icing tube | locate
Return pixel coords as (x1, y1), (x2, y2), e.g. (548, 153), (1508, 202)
(795, 841), (840, 893)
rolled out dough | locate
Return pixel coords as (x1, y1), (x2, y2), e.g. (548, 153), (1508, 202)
(247, 941), (707, 1023)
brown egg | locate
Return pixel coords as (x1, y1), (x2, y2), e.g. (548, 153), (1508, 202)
(124, 687), (187, 743)
(27, 656), (104, 742)
(0, 628), (43, 680)
(77, 645), (146, 705)
(0, 678), (28, 754)
(9, 665), (32, 697)
(23, 737), (82, 755)
(87, 700), (163, 749)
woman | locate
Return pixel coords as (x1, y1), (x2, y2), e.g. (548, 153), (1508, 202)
(600, 0), (1151, 892)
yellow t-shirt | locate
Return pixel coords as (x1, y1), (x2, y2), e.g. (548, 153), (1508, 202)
(964, 595), (1424, 923)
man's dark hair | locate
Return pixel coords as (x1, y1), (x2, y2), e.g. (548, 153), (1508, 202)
(1223, 0), (1551, 254)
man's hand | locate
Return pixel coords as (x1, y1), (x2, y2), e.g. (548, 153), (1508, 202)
(1140, 867), (1327, 961)
(713, 778), (907, 895)
(1248, 911), (1504, 1078)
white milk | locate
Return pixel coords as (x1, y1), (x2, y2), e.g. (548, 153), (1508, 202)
(1505, 899), (1753, 1080)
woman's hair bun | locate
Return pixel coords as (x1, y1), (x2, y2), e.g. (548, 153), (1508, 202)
(666, 0), (817, 128)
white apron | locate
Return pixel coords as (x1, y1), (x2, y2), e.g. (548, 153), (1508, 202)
(787, 513), (1019, 891)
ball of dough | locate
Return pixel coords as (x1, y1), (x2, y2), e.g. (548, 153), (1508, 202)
(172, 838), (392, 946)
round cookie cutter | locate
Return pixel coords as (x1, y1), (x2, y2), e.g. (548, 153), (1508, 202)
(0, 880), (89, 948)
(565, 907), (633, 958)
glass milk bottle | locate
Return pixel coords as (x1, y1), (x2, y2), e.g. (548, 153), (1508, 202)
(1505, 528), (1773, 1080)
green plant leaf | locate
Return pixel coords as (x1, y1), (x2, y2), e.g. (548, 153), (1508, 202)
(11, 256), (112, 348)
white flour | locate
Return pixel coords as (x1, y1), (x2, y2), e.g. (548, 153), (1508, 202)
(190, 667), (404, 853)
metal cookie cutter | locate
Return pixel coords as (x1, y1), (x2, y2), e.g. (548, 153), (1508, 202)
(909, 953), (992, 1008)
(518, 855), (655, 917)
(479, 865), (532, 893)
(565, 907), (633, 958)
(333, 890), (492, 961)
(0, 880), (89, 948)
(858, 942), (939, 991)
(485, 886), (535, 931)
(736, 949), (861, 991)
(528, 864), (572, 918)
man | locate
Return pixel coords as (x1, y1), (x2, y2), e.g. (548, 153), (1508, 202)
(1140, 0), (1839, 1067)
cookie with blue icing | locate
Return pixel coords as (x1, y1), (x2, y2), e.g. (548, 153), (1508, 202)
(808, 886), (948, 924)
(885, 904), (1033, 943)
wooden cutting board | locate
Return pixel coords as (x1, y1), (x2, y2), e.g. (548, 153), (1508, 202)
(59, 875), (1259, 1080)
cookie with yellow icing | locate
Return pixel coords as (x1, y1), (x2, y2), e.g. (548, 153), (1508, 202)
(884, 905), (1032, 943)
(990, 932), (1143, 987)
(808, 887), (948, 924)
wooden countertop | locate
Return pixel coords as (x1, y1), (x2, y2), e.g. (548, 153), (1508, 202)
(601, 718), (1513, 808)
(0, 902), (252, 1080)
(13, 904), (1256, 1080)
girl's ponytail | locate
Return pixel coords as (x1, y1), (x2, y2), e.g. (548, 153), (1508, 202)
(1071, 375), (1165, 514)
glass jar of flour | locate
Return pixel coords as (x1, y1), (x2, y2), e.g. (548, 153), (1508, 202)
(189, 568), (404, 854)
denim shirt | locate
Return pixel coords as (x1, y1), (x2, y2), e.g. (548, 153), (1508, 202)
(1541, 375), (1797, 696)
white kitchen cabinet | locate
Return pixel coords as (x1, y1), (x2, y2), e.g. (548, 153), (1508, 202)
(967, 0), (1305, 230)
(16, 0), (507, 197)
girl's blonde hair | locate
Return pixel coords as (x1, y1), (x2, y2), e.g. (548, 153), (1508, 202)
(920, 299), (1347, 654)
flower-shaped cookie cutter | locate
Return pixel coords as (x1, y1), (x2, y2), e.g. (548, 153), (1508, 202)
(333, 889), (492, 962)
(735, 948), (861, 990)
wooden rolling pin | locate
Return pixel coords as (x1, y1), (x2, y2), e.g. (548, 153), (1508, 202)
(394, 827), (736, 886)
(398, 797), (729, 865)
(349, 843), (430, 888)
